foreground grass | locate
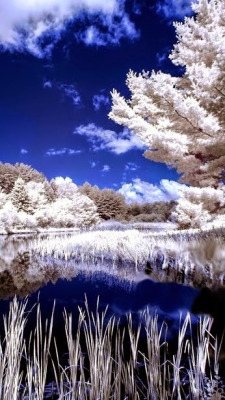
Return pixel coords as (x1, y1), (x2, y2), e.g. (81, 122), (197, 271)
(0, 297), (224, 399)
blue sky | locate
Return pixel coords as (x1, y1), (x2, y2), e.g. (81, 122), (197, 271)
(0, 0), (194, 203)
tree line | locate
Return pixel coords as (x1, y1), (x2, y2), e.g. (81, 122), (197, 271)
(0, 162), (175, 233)
(79, 181), (175, 223)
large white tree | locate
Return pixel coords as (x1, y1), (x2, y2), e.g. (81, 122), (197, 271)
(109, 0), (225, 190)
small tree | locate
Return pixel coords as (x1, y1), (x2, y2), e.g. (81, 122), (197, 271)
(10, 178), (33, 214)
(79, 182), (93, 197)
(43, 180), (57, 203)
(127, 202), (142, 217)
(96, 189), (127, 220)
(79, 183), (127, 220)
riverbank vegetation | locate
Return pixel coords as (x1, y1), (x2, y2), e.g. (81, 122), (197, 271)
(1, 227), (225, 300)
(0, 296), (224, 400)
(31, 227), (225, 285)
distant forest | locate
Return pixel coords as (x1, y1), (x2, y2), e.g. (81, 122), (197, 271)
(0, 162), (175, 233)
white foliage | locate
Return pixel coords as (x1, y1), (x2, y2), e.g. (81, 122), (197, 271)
(16, 210), (37, 230)
(35, 191), (100, 228)
(73, 194), (101, 227)
(0, 188), (8, 209)
(172, 184), (225, 228)
(0, 176), (100, 232)
(202, 214), (225, 230)
(35, 198), (81, 228)
(109, 0), (225, 189)
(52, 176), (78, 199)
(26, 181), (48, 211)
(109, 0), (225, 229)
(0, 201), (36, 233)
(172, 197), (211, 229)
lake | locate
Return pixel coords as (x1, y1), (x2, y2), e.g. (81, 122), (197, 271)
(0, 230), (225, 398)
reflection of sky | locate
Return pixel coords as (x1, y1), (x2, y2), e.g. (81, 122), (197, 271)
(0, 272), (198, 342)
(113, 278), (198, 314)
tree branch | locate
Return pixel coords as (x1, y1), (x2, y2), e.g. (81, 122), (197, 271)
(162, 96), (213, 138)
(215, 87), (225, 98)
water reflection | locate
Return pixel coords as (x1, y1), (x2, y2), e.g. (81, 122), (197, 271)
(0, 233), (199, 327)
(144, 230), (225, 287)
(1, 232), (225, 301)
(0, 234), (134, 299)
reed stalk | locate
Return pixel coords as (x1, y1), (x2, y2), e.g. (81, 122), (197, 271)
(0, 296), (222, 399)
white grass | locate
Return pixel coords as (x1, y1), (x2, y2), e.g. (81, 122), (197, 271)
(0, 297), (224, 399)
(31, 227), (225, 281)
(0, 297), (28, 400)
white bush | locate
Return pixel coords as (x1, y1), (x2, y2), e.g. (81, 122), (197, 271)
(0, 201), (37, 233)
(35, 194), (100, 229)
(172, 184), (225, 229)
(0, 176), (100, 232)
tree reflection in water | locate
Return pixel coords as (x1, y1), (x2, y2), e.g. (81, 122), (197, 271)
(0, 231), (225, 299)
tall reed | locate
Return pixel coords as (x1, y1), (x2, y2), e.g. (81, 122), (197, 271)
(0, 296), (223, 399)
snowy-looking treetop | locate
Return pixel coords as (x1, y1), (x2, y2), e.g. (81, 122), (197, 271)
(109, 0), (225, 188)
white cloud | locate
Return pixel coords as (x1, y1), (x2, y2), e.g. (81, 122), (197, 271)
(46, 147), (82, 156)
(75, 13), (139, 47)
(43, 80), (81, 105)
(132, 1), (144, 15)
(102, 164), (111, 172)
(156, 49), (170, 65)
(76, 25), (106, 47)
(92, 93), (110, 111)
(125, 162), (139, 171)
(0, 0), (139, 57)
(57, 83), (81, 106)
(74, 123), (146, 154)
(90, 161), (96, 168)
(43, 80), (53, 88)
(156, 0), (193, 19)
(20, 148), (28, 154)
(118, 178), (183, 204)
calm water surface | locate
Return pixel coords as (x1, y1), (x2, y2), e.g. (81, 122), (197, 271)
(0, 233), (200, 337)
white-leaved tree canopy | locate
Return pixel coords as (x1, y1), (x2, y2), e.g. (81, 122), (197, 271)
(109, 0), (225, 228)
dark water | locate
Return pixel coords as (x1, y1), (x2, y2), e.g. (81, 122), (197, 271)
(0, 233), (199, 342)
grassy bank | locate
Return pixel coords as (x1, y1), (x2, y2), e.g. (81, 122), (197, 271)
(31, 227), (225, 284)
(0, 296), (224, 399)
